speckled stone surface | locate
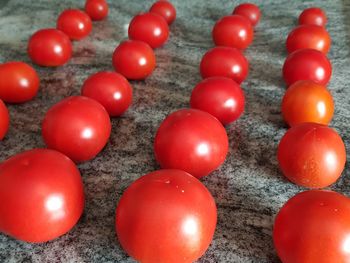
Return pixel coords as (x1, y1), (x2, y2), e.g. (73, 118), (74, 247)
(0, 0), (349, 262)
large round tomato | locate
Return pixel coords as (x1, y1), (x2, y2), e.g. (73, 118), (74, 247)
(42, 96), (111, 162)
(116, 169), (217, 263)
(0, 100), (9, 140)
(0, 149), (84, 243)
(190, 77), (245, 125)
(274, 190), (350, 263)
(232, 3), (261, 26)
(282, 80), (334, 126)
(277, 123), (346, 188)
(85, 0), (109, 21)
(0, 61), (40, 103)
(149, 0), (176, 25)
(282, 49), (332, 86)
(57, 9), (92, 40)
(200, 47), (248, 84)
(154, 109), (228, 178)
(299, 7), (327, 27)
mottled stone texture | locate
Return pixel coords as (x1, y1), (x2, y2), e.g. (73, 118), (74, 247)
(0, 0), (349, 262)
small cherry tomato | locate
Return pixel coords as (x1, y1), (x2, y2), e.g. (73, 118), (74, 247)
(232, 3), (261, 26)
(112, 40), (156, 80)
(116, 169), (217, 263)
(0, 100), (9, 140)
(277, 122), (346, 188)
(282, 80), (334, 127)
(149, 0), (176, 25)
(299, 7), (327, 27)
(85, 0), (109, 21)
(200, 47), (249, 84)
(286, 25), (331, 54)
(274, 190), (350, 263)
(42, 96), (111, 162)
(190, 77), (245, 125)
(212, 15), (253, 49)
(282, 49), (332, 86)
(154, 109), (228, 178)
(28, 28), (72, 67)
(0, 149), (84, 243)
(57, 9), (92, 40)
(0, 61), (40, 103)
(81, 71), (132, 117)
(128, 12), (169, 48)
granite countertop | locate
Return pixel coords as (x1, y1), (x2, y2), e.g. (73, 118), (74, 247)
(0, 0), (349, 262)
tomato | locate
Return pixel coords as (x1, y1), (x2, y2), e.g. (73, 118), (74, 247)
(274, 190), (350, 263)
(42, 96), (111, 162)
(0, 149), (84, 243)
(190, 77), (245, 125)
(282, 49), (332, 86)
(277, 123), (346, 188)
(200, 47), (249, 84)
(57, 9), (92, 40)
(282, 80), (334, 127)
(154, 109), (228, 178)
(128, 12), (169, 49)
(286, 25), (331, 54)
(27, 28), (72, 67)
(112, 40), (156, 80)
(212, 15), (253, 49)
(0, 61), (40, 103)
(299, 7), (327, 27)
(81, 71), (132, 117)
(0, 100), (9, 140)
(232, 3), (261, 26)
(116, 169), (217, 263)
(85, 0), (109, 21)
(149, 0), (176, 25)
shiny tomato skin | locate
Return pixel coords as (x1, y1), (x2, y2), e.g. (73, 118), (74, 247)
(282, 49), (332, 86)
(128, 12), (169, 48)
(154, 109), (228, 178)
(149, 0), (176, 25)
(282, 80), (334, 127)
(299, 7), (327, 27)
(286, 25), (331, 54)
(112, 40), (156, 80)
(212, 15), (253, 49)
(27, 28), (72, 67)
(0, 149), (84, 243)
(232, 3), (261, 26)
(0, 62), (40, 103)
(116, 169), (217, 263)
(200, 47), (248, 84)
(274, 190), (350, 263)
(277, 123), (346, 188)
(81, 71), (132, 117)
(0, 100), (9, 140)
(42, 96), (111, 162)
(85, 0), (109, 21)
(190, 77), (245, 125)
(57, 9), (92, 40)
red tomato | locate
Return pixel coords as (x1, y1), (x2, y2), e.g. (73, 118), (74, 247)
(277, 123), (346, 188)
(27, 28), (72, 67)
(200, 47), (249, 84)
(274, 190), (350, 263)
(149, 0), (176, 25)
(282, 49), (332, 86)
(299, 7), (327, 27)
(212, 15), (253, 49)
(232, 3), (261, 26)
(286, 25), (331, 54)
(128, 12), (169, 48)
(0, 61), (40, 103)
(42, 96), (111, 162)
(85, 0), (109, 21)
(116, 169), (217, 263)
(0, 149), (84, 243)
(81, 71), (132, 117)
(282, 80), (334, 126)
(0, 100), (9, 140)
(57, 9), (92, 40)
(154, 109), (228, 178)
(190, 77), (245, 125)
(112, 40), (156, 80)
